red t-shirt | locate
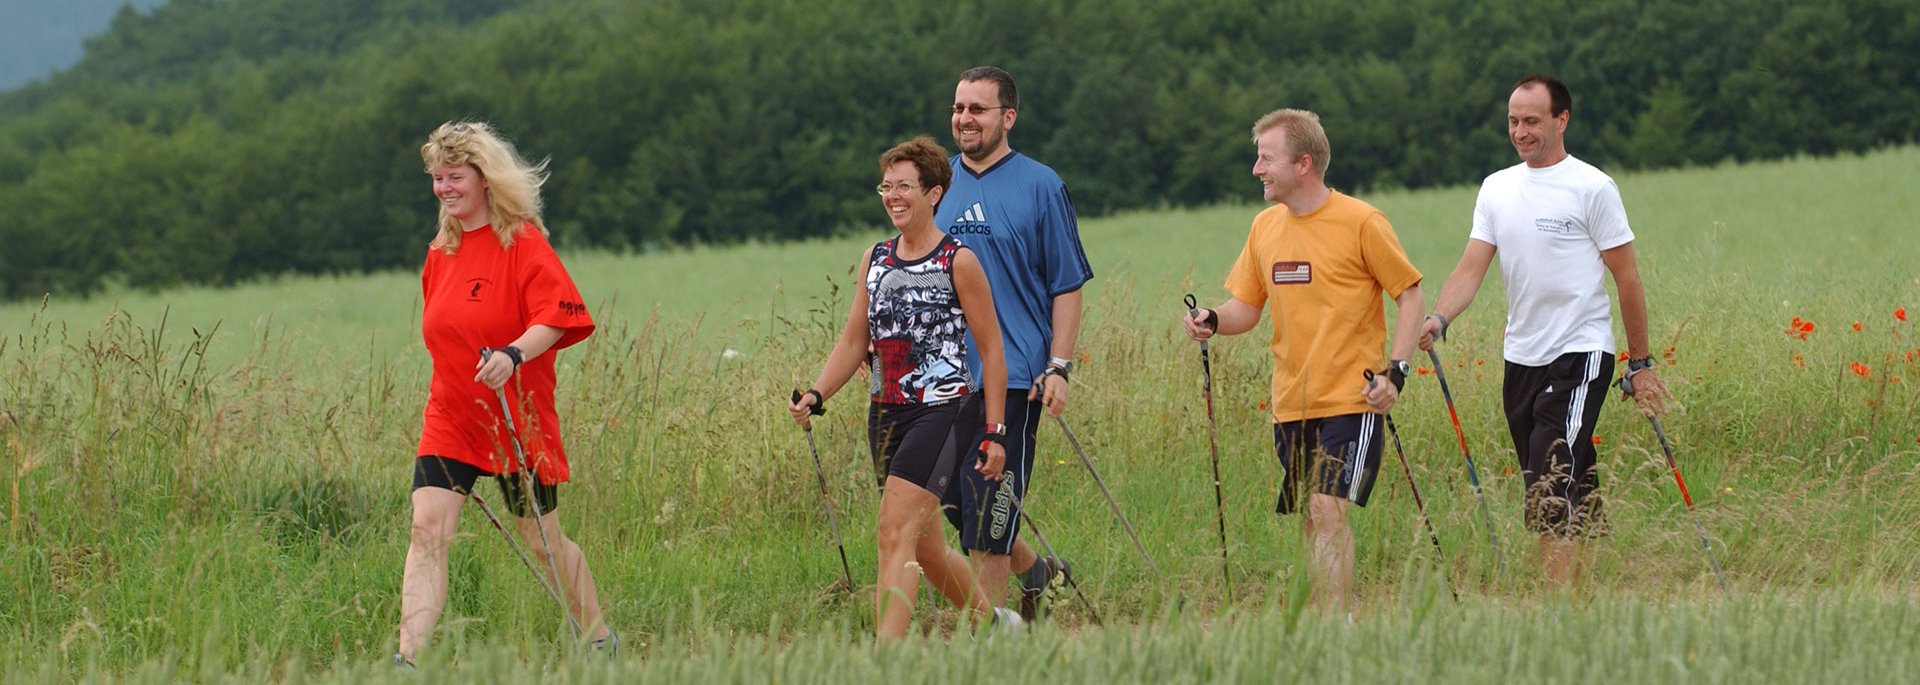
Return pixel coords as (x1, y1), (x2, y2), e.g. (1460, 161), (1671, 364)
(416, 223), (593, 484)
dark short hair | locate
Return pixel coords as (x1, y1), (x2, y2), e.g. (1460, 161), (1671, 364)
(958, 65), (1019, 111)
(1513, 73), (1572, 117)
(879, 135), (952, 202)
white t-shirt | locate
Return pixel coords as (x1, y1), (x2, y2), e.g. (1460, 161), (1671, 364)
(1469, 156), (1634, 366)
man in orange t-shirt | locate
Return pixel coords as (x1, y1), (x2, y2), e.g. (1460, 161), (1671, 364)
(1182, 109), (1425, 617)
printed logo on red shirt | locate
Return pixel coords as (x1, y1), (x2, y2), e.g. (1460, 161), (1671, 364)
(1272, 261), (1311, 285)
(466, 278), (492, 301)
(559, 300), (587, 316)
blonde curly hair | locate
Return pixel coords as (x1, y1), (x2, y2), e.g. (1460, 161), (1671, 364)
(419, 121), (549, 254)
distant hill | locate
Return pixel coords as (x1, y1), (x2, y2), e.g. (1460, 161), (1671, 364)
(1, 0), (1915, 301)
(0, 0), (168, 91)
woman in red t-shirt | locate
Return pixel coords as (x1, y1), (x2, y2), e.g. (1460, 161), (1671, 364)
(396, 121), (614, 665)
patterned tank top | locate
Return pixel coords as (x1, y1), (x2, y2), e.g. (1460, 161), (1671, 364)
(866, 234), (975, 405)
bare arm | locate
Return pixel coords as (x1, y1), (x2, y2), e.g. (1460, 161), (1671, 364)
(1419, 238), (1496, 350)
(953, 249), (1009, 480)
(1031, 288), (1083, 416)
(789, 249), (876, 424)
(1181, 298), (1263, 340)
(1601, 241), (1670, 416)
(475, 325), (566, 388)
(1364, 284), (1426, 412)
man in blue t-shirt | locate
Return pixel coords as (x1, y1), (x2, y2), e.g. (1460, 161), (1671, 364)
(936, 65), (1095, 622)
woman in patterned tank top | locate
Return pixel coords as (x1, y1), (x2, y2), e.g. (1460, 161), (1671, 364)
(788, 136), (1019, 639)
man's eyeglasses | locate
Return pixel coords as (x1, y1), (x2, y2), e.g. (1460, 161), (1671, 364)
(875, 181), (924, 196)
(950, 103), (1011, 115)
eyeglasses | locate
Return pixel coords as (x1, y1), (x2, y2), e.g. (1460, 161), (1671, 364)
(875, 181), (924, 196)
(950, 103), (1011, 115)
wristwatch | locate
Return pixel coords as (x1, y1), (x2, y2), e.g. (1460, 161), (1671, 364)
(1044, 357), (1074, 383)
(1626, 356), (1655, 376)
(1387, 359), (1411, 392)
(983, 422), (1008, 444)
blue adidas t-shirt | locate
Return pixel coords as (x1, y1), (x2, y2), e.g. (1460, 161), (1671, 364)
(936, 151), (1094, 391)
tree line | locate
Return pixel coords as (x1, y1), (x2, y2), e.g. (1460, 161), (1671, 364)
(2, 0), (1915, 300)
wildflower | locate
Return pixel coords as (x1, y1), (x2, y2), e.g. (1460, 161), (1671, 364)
(1898, 307), (1908, 322)
(1077, 352), (1091, 363)
(1851, 361), (1871, 377)
(1258, 399), (1270, 410)
(1793, 352), (1805, 368)
(1852, 322), (1864, 332)
(1475, 358), (1485, 366)
(1722, 487), (1733, 494)
(1416, 367), (1433, 376)
(1590, 435), (1603, 445)
(1787, 317), (1815, 340)
(1893, 376), (1903, 383)
(1617, 350), (1629, 362)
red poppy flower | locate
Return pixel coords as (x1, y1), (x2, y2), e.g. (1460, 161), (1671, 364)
(1898, 307), (1908, 322)
(1416, 367), (1433, 376)
(1475, 358), (1485, 366)
(1617, 350), (1629, 362)
(1590, 435), (1603, 445)
(1852, 322), (1864, 332)
(1851, 361), (1871, 377)
(1258, 399), (1270, 410)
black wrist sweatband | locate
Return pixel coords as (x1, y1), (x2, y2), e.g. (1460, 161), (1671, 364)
(501, 345), (524, 367)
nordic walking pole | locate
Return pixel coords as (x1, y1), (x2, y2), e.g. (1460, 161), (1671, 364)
(1184, 293), (1232, 603)
(1052, 415), (1160, 576)
(1424, 347), (1505, 575)
(1365, 370), (1456, 601)
(1616, 376), (1728, 593)
(469, 492), (578, 623)
(482, 348), (582, 639)
(792, 390), (857, 593)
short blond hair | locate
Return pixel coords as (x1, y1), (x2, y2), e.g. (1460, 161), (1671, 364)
(420, 121), (549, 254)
(1251, 109), (1330, 179)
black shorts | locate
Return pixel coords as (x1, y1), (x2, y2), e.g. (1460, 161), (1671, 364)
(412, 455), (557, 518)
(867, 395), (977, 499)
(943, 390), (1042, 554)
(1504, 350), (1614, 538)
(1273, 412), (1384, 514)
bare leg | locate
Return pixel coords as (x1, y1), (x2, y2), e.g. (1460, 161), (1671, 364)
(874, 477), (935, 639)
(915, 528), (993, 626)
(1009, 538), (1039, 578)
(967, 550), (1015, 607)
(397, 487), (466, 661)
(1539, 534), (1582, 590)
(1305, 493), (1354, 617)
(516, 511), (612, 641)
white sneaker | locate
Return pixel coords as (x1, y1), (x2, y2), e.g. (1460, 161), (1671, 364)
(991, 607), (1025, 636)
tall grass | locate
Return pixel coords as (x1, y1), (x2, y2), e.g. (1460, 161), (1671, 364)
(1, 148), (1916, 680)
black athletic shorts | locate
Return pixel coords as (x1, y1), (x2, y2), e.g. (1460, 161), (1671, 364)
(944, 390), (1042, 554)
(1504, 350), (1613, 538)
(867, 394), (978, 499)
(1273, 412), (1385, 514)
(413, 455), (557, 517)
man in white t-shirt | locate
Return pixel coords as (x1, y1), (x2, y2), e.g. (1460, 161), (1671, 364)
(1418, 74), (1672, 588)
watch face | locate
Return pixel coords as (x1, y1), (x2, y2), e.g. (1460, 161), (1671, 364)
(1393, 361), (1411, 374)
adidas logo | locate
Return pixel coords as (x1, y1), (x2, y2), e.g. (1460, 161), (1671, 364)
(960, 202), (986, 223)
(951, 201), (992, 236)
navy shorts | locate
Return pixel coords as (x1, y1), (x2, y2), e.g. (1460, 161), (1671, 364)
(1504, 350), (1614, 538)
(1274, 412), (1385, 514)
(943, 390), (1042, 554)
(412, 455), (557, 517)
(867, 394), (978, 499)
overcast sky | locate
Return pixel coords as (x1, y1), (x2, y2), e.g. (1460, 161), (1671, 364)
(0, 0), (169, 91)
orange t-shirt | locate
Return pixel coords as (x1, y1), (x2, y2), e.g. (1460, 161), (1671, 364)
(1225, 191), (1422, 423)
(417, 223), (594, 484)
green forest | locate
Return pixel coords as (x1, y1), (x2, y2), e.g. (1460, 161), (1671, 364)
(1, 0), (1914, 300)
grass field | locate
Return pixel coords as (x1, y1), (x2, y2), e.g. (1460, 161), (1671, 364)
(2, 147), (1917, 682)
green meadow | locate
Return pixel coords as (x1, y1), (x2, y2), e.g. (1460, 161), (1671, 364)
(2, 147), (1917, 682)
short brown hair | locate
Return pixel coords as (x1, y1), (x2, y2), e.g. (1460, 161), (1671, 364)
(1250, 109), (1331, 179)
(879, 135), (952, 203)
(1513, 73), (1572, 117)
